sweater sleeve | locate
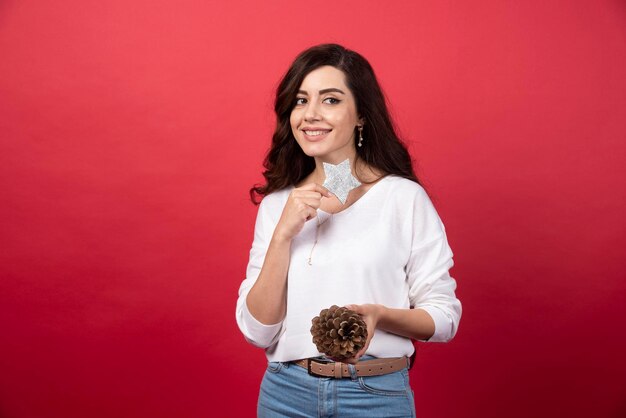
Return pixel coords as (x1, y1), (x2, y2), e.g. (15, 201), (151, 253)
(235, 196), (285, 348)
(405, 187), (462, 343)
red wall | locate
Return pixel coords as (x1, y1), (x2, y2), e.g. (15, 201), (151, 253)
(1, 1), (624, 417)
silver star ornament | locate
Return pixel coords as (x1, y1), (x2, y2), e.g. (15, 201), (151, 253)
(322, 159), (361, 205)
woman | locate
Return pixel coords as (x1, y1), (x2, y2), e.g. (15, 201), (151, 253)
(236, 43), (461, 417)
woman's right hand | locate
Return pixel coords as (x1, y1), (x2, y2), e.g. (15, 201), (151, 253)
(273, 183), (332, 242)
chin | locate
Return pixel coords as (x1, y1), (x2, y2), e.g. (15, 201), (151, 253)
(302, 150), (326, 159)
(298, 143), (328, 158)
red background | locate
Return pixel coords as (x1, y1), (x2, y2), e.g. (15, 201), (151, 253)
(1, 1), (625, 417)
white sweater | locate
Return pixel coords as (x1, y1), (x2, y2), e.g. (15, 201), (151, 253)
(236, 175), (462, 362)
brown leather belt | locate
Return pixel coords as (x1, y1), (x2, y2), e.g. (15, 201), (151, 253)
(293, 357), (409, 378)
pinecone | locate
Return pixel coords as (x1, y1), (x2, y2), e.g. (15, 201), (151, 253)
(310, 305), (368, 361)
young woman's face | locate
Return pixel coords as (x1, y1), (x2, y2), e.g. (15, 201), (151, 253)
(290, 66), (363, 163)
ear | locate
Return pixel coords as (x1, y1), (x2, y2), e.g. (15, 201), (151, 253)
(357, 116), (365, 126)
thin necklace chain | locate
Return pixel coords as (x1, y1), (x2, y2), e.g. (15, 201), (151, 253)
(307, 210), (333, 266)
(305, 174), (384, 265)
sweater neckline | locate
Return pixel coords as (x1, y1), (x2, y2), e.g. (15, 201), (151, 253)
(317, 174), (392, 217)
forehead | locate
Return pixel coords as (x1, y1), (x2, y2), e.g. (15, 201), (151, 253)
(299, 66), (349, 91)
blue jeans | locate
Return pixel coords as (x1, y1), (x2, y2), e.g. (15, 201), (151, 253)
(257, 357), (416, 417)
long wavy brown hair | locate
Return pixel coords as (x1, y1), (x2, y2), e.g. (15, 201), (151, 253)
(250, 43), (422, 204)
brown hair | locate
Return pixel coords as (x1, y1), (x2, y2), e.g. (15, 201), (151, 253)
(250, 43), (422, 204)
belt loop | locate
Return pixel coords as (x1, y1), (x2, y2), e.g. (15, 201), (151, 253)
(334, 362), (343, 378)
(347, 363), (358, 381)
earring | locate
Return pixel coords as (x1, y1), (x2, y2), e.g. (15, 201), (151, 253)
(357, 125), (364, 147)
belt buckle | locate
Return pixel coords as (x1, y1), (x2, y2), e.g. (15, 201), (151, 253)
(306, 358), (328, 377)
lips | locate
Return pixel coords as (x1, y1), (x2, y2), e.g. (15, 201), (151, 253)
(302, 128), (332, 141)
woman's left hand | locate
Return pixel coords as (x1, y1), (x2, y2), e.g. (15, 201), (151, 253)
(343, 303), (385, 364)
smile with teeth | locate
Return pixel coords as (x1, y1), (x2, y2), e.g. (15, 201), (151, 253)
(303, 129), (331, 136)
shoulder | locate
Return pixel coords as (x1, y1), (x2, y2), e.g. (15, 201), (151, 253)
(258, 186), (293, 214)
(383, 176), (444, 231)
(252, 186), (293, 231)
(382, 175), (429, 203)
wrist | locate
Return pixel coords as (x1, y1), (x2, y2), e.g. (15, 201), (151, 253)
(271, 230), (293, 245)
(375, 304), (390, 328)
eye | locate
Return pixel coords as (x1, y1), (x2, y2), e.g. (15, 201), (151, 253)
(323, 97), (341, 104)
(295, 97), (307, 106)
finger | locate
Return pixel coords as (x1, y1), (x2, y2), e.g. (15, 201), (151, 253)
(293, 191), (323, 200)
(304, 207), (318, 221)
(355, 325), (374, 360)
(296, 198), (322, 209)
(355, 341), (370, 360)
(300, 183), (332, 198)
(345, 304), (362, 314)
(290, 197), (322, 212)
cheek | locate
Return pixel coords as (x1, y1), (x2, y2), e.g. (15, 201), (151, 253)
(291, 120), (298, 138)
(289, 113), (299, 138)
(327, 112), (353, 132)
(290, 112), (300, 131)
(290, 114), (303, 142)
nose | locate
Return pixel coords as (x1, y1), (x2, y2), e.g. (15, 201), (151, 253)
(304, 100), (321, 121)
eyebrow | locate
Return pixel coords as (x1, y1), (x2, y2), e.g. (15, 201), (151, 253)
(297, 88), (346, 95)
